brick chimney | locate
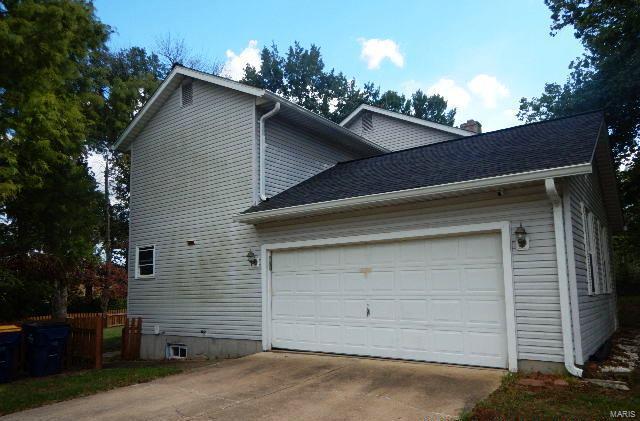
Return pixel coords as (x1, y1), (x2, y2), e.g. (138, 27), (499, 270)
(460, 119), (482, 134)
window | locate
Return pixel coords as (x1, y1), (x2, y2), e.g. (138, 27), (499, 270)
(136, 245), (155, 278)
(181, 80), (193, 107)
(581, 203), (612, 295)
(167, 343), (187, 359)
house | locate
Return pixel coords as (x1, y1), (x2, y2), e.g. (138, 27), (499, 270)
(114, 65), (622, 375)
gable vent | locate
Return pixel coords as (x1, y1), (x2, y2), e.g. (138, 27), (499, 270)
(362, 111), (373, 131)
(181, 80), (193, 107)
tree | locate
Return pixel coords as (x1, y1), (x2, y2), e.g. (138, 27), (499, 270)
(0, 0), (109, 318)
(519, 0), (640, 292)
(412, 91), (456, 125)
(3, 160), (102, 318)
(0, 0), (109, 200)
(242, 42), (457, 125)
(85, 46), (165, 310)
(155, 33), (222, 75)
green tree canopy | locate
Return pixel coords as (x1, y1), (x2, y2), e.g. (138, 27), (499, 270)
(0, 0), (110, 200)
(241, 42), (458, 126)
(519, 0), (640, 292)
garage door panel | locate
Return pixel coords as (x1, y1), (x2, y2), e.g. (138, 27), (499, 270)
(270, 232), (508, 368)
(397, 270), (427, 291)
(432, 299), (463, 323)
(432, 331), (465, 354)
(317, 274), (340, 292)
(431, 268), (462, 293)
(430, 237), (460, 261)
(398, 239), (427, 262)
(343, 299), (367, 320)
(399, 300), (429, 321)
(369, 300), (395, 321)
(463, 267), (503, 292)
(342, 272), (367, 291)
(466, 299), (505, 326)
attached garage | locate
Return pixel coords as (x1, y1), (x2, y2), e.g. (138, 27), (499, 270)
(262, 223), (517, 370)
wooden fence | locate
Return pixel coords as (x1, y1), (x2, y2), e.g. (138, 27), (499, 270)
(67, 316), (103, 369)
(22, 310), (127, 327)
(121, 318), (142, 361)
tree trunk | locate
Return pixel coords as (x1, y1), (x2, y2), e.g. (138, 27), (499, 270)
(52, 280), (68, 320)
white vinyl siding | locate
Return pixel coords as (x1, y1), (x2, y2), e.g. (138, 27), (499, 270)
(258, 183), (565, 363)
(568, 173), (616, 361)
(128, 79), (263, 340)
(260, 115), (359, 198)
(344, 112), (459, 151)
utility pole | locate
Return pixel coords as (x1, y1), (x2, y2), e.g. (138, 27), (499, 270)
(103, 152), (112, 312)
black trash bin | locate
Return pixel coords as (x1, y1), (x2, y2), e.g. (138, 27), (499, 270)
(23, 322), (70, 377)
(0, 325), (22, 383)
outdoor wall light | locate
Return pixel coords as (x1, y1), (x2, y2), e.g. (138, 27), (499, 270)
(515, 223), (530, 251)
(246, 249), (259, 267)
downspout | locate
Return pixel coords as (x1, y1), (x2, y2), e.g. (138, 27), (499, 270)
(545, 178), (583, 377)
(259, 102), (281, 201)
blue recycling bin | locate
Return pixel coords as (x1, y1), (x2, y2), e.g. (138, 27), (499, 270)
(0, 326), (22, 383)
(23, 322), (70, 377)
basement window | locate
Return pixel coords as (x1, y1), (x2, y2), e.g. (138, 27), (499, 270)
(167, 343), (187, 360)
(136, 245), (155, 278)
(181, 80), (193, 107)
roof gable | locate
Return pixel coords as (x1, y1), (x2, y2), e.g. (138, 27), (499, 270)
(340, 104), (474, 137)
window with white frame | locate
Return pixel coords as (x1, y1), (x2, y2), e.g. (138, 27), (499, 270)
(581, 203), (612, 295)
(136, 245), (155, 278)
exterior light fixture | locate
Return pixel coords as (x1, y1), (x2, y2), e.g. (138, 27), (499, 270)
(246, 249), (258, 267)
(515, 223), (529, 250)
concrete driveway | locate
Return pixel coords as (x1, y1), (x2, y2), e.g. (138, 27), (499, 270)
(3, 352), (504, 421)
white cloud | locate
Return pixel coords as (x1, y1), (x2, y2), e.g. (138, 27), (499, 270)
(358, 38), (404, 69)
(221, 40), (261, 81)
(400, 76), (519, 131)
(426, 78), (471, 109)
(467, 74), (509, 108)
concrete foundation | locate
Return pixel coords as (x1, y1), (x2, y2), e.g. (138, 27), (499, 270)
(518, 359), (566, 374)
(140, 334), (261, 360)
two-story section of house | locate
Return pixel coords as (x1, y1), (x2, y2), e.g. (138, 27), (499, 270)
(115, 65), (622, 375)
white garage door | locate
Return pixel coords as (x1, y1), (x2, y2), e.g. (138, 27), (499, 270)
(270, 232), (508, 368)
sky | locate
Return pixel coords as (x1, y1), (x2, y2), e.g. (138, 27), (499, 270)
(94, 0), (584, 132)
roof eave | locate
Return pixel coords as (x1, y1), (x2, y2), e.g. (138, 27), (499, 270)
(234, 163), (593, 224)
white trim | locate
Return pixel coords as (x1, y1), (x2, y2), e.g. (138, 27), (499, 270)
(563, 188), (584, 365)
(135, 244), (156, 279)
(237, 163), (593, 224)
(545, 178), (582, 377)
(340, 104), (474, 137)
(261, 221), (518, 372)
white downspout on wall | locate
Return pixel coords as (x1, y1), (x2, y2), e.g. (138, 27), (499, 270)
(545, 178), (583, 377)
(259, 102), (281, 201)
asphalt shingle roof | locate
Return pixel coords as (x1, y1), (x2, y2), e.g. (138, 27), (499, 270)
(244, 110), (604, 214)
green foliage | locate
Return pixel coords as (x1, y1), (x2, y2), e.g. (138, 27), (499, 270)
(519, 0), (640, 291)
(0, 0), (109, 199)
(242, 42), (457, 125)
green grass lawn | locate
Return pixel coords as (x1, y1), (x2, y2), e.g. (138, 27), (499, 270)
(0, 364), (183, 416)
(464, 372), (640, 419)
(103, 326), (122, 353)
